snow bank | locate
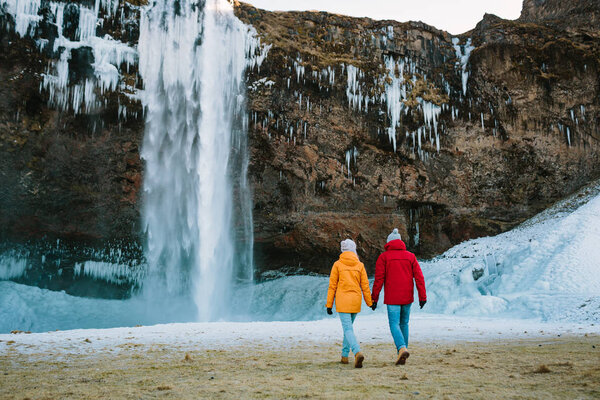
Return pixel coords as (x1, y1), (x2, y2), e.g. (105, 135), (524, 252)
(421, 182), (600, 323)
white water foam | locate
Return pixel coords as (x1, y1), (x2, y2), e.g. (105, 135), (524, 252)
(138, 0), (254, 322)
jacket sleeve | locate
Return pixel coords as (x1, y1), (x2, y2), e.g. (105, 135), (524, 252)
(371, 253), (386, 303)
(326, 263), (339, 308)
(360, 264), (373, 307)
(412, 255), (427, 302)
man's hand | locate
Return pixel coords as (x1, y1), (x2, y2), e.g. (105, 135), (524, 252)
(327, 307), (333, 315)
(371, 302), (377, 311)
(419, 300), (427, 309)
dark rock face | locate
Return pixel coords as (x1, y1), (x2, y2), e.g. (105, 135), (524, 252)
(520, 0), (600, 29)
(235, 1), (600, 274)
(0, 1), (144, 296)
(62, 3), (81, 41)
(0, 0), (599, 293)
(0, 2), (143, 246)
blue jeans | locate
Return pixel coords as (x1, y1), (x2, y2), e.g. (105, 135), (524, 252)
(387, 304), (411, 352)
(339, 312), (360, 357)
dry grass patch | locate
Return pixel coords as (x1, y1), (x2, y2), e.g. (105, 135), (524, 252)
(533, 364), (552, 373)
(0, 336), (599, 399)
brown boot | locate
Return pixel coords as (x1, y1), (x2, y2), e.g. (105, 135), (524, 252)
(354, 352), (365, 368)
(396, 348), (410, 366)
(340, 356), (349, 364)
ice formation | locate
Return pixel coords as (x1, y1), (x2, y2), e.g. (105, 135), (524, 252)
(0, 255), (28, 280)
(344, 146), (358, 179)
(4, 0), (138, 115)
(138, 0), (254, 321)
(452, 37), (475, 96)
(381, 56), (406, 151)
(346, 64), (368, 112)
(74, 260), (143, 286)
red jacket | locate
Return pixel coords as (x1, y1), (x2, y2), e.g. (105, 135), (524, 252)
(372, 239), (427, 305)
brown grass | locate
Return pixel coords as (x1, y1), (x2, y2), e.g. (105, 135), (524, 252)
(0, 336), (599, 399)
(533, 364), (552, 373)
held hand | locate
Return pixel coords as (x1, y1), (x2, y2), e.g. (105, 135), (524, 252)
(327, 307), (333, 315)
(371, 302), (377, 311)
(419, 300), (427, 309)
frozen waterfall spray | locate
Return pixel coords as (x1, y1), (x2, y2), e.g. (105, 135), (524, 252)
(139, 0), (254, 321)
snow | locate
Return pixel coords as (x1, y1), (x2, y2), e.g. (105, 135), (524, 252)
(0, 312), (595, 355)
(422, 181), (600, 322)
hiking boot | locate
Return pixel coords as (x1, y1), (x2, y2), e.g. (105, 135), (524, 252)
(354, 352), (365, 368)
(396, 349), (410, 365)
(340, 356), (349, 364)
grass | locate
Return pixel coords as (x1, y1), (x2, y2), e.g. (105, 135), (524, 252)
(0, 336), (599, 399)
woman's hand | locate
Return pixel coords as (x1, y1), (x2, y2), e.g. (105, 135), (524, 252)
(327, 307), (333, 315)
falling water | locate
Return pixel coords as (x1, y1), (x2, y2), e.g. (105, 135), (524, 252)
(138, 0), (254, 321)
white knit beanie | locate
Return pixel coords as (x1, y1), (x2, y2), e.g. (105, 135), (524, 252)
(340, 239), (357, 255)
(386, 228), (402, 243)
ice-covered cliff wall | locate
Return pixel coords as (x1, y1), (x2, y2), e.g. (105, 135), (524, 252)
(0, 0), (599, 295)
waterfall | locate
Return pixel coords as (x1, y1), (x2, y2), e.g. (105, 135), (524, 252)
(138, 0), (254, 321)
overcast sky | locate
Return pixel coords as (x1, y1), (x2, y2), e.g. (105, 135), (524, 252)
(245, 0), (523, 35)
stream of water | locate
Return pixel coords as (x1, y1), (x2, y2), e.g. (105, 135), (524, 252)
(138, 0), (254, 321)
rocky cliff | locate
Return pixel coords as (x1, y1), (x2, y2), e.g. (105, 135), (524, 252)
(0, 0), (598, 294)
(237, 1), (600, 274)
(520, 0), (600, 29)
(0, 0), (144, 296)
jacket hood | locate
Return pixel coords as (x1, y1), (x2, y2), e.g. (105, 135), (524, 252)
(384, 239), (407, 251)
(339, 251), (360, 266)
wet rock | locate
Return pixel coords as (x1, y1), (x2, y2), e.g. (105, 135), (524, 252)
(68, 46), (95, 83)
(62, 3), (81, 41)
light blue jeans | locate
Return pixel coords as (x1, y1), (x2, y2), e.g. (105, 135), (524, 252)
(339, 312), (360, 357)
(387, 304), (412, 352)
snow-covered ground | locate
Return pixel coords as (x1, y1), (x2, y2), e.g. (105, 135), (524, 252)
(1, 181), (599, 339)
(1, 313), (596, 356)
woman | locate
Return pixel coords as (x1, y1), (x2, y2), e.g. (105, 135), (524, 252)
(326, 238), (374, 368)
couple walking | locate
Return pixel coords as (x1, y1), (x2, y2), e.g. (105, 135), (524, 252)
(325, 228), (427, 368)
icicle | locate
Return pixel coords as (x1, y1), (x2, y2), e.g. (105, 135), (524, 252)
(452, 38), (475, 96)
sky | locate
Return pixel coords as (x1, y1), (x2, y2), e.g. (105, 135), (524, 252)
(244, 0), (524, 35)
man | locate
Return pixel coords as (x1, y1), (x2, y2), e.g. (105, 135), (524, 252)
(371, 228), (427, 365)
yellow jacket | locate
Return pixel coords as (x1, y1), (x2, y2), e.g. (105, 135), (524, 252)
(326, 251), (373, 313)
